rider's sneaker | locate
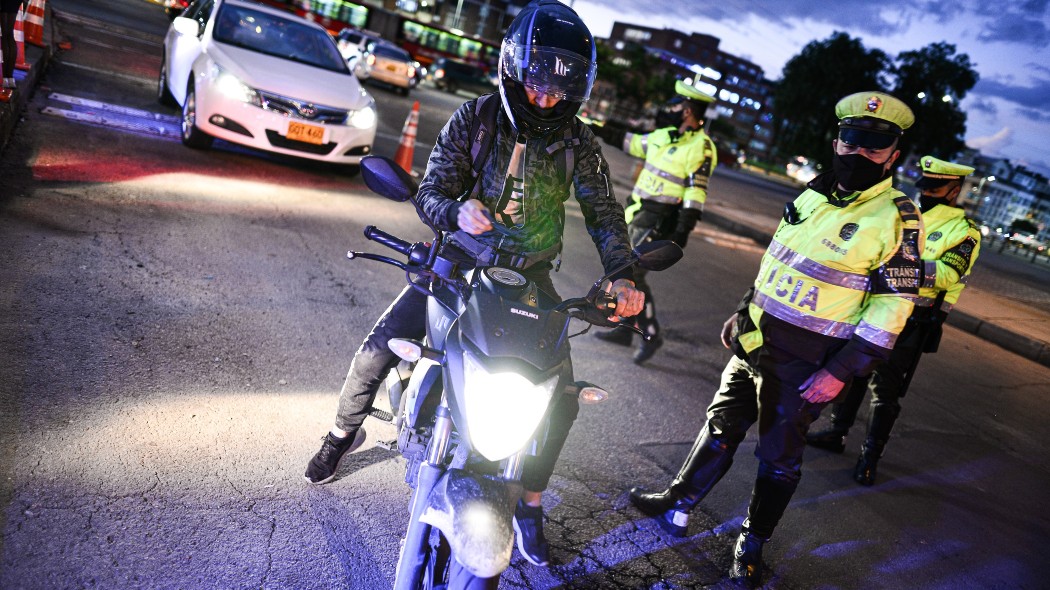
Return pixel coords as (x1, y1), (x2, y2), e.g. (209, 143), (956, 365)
(513, 500), (551, 566)
(304, 429), (366, 485)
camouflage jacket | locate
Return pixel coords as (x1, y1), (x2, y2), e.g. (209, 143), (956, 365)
(416, 94), (636, 278)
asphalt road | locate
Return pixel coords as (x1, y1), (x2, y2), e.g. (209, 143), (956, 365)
(1, 2), (1048, 589)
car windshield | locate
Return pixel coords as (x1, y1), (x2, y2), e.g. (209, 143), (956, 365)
(213, 5), (348, 73)
(373, 44), (411, 61)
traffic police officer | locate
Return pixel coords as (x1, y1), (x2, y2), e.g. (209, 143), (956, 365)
(593, 80), (718, 363)
(807, 156), (981, 486)
(628, 92), (923, 587)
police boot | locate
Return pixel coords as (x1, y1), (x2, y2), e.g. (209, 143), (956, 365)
(729, 467), (797, 588)
(728, 530), (766, 589)
(805, 378), (867, 453)
(629, 427), (734, 537)
(593, 325), (633, 347)
(633, 334), (664, 364)
(632, 299), (663, 364)
(853, 401), (897, 486)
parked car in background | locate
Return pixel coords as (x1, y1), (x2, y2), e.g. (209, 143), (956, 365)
(163, 0), (190, 20)
(1009, 232), (1048, 253)
(785, 155), (819, 184)
(335, 27), (384, 68)
(428, 58), (495, 96)
(354, 42), (416, 95)
(158, 0), (377, 170)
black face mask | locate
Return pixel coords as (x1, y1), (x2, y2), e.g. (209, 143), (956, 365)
(654, 107), (683, 130)
(919, 189), (959, 213)
(832, 152), (893, 193)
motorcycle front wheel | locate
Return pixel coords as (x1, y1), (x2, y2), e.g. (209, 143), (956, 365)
(427, 533), (499, 590)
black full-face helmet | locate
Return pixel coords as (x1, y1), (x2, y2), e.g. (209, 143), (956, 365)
(498, 0), (597, 139)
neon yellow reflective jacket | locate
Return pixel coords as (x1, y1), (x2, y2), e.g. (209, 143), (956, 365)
(738, 176), (923, 378)
(917, 205), (981, 311)
(622, 127), (716, 222)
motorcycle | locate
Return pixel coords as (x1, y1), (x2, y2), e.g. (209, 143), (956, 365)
(351, 155), (682, 589)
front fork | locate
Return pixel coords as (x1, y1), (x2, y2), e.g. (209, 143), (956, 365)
(394, 402), (453, 590)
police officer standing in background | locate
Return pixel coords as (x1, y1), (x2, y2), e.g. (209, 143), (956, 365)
(592, 81), (717, 364)
(807, 156), (981, 486)
(628, 92), (922, 587)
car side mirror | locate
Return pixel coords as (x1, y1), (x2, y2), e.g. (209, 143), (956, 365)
(173, 16), (200, 37)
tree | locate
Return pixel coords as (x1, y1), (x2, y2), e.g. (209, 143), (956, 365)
(772, 32), (889, 169)
(593, 41), (677, 129)
(890, 42), (978, 161)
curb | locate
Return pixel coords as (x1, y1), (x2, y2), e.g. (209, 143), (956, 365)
(613, 178), (1050, 369)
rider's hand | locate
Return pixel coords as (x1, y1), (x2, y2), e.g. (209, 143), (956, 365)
(457, 199), (493, 235)
(607, 278), (644, 320)
(799, 369), (845, 403)
(720, 312), (739, 349)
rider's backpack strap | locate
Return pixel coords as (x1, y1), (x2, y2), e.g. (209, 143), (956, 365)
(464, 94), (501, 200)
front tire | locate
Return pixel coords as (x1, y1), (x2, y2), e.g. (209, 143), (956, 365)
(181, 83), (213, 150)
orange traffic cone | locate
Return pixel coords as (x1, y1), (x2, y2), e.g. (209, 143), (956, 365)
(393, 100), (420, 174)
(24, 0), (46, 48)
(14, 8), (30, 71)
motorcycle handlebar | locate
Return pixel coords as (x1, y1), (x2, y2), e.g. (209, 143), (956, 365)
(364, 225), (412, 256)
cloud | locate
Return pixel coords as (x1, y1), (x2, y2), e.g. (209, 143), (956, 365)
(966, 127), (1014, 153)
(969, 98), (998, 116)
(973, 77), (1050, 109)
(1015, 107), (1050, 123)
(977, 14), (1050, 47)
(580, 0), (920, 36)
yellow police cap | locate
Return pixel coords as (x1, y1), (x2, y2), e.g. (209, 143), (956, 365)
(916, 155), (974, 189)
(675, 80), (715, 103)
(835, 92), (914, 148)
(920, 155), (974, 179)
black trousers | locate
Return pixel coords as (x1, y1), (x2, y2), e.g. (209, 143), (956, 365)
(332, 266), (577, 493)
(831, 319), (928, 444)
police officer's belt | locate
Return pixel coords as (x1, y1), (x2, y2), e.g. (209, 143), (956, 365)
(450, 231), (561, 270)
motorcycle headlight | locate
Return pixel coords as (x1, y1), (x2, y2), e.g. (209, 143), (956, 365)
(210, 64), (261, 107)
(346, 100), (377, 129)
(462, 351), (559, 462)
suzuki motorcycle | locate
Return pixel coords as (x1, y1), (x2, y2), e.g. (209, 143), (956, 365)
(351, 155), (682, 589)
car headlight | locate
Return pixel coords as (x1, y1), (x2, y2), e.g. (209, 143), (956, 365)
(346, 100), (377, 129)
(209, 63), (261, 107)
(461, 350), (559, 461)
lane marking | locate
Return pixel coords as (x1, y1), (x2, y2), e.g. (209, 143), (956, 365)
(41, 106), (180, 139)
(48, 92), (178, 122)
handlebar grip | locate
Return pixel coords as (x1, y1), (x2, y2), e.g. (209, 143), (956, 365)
(364, 225), (412, 256)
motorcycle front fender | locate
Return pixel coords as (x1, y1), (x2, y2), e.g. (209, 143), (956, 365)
(418, 469), (514, 579)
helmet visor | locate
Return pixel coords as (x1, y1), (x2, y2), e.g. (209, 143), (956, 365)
(502, 41), (596, 102)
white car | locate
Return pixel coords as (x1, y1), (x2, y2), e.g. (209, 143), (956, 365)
(158, 0), (377, 168)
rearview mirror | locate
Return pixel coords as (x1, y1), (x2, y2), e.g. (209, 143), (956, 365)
(361, 155), (419, 203)
(635, 240), (684, 271)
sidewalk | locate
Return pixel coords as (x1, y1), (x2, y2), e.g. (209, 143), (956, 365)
(599, 142), (1050, 368)
(0, 4), (52, 156)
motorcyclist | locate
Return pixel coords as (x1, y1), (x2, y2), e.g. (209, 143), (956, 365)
(303, 0), (644, 568)
(592, 81), (718, 363)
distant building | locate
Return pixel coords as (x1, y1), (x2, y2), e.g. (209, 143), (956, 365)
(592, 22), (775, 161)
(967, 159), (1050, 241)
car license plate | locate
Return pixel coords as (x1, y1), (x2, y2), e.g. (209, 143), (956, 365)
(287, 121), (325, 145)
